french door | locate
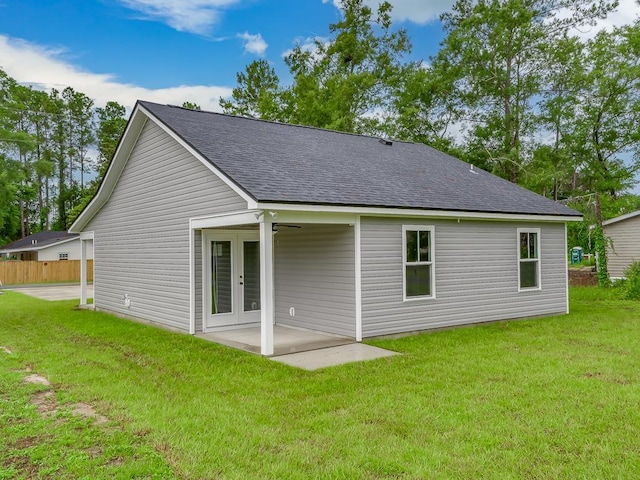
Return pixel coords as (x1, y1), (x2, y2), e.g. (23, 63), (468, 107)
(204, 231), (260, 330)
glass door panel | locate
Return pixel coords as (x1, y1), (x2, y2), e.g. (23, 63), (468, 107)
(242, 241), (261, 312)
(211, 241), (232, 315)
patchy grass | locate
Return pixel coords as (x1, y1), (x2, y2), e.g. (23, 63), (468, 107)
(1, 288), (640, 478)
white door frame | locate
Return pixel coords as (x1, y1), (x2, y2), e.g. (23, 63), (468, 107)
(202, 230), (261, 331)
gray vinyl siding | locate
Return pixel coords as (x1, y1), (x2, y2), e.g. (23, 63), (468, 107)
(274, 225), (356, 337)
(361, 217), (567, 337)
(86, 119), (247, 330)
(605, 215), (640, 278)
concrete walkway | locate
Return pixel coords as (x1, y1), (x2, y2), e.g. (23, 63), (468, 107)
(5, 284), (93, 301)
(271, 343), (399, 370)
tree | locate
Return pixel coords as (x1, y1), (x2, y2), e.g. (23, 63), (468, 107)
(284, 0), (411, 133)
(181, 101), (201, 110)
(384, 61), (461, 152)
(95, 101), (127, 176)
(434, 0), (616, 183)
(220, 59), (283, 120)
(568, 22), (640, 199)
(222, 1), (411, 135)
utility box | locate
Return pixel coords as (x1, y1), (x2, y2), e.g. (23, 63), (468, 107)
(571, 246), (584, 264)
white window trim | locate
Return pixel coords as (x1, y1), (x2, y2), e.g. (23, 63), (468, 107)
(58, 252), (69, 260)
(402, 225), (436, 301)
(517, 228), (542, 292)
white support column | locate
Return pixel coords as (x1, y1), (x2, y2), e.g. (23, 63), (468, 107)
(260, 217), (274, 356)
(189, 224), (196, 334)
(354, 215), (362, 342)
(80, 238), (87, 305)
(79, 231), (93, 306)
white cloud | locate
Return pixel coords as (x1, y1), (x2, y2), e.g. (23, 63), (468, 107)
(238, 32), (268, 56)
(0, 35), (232, 112)
(281, 36), (330, 61)
(566, 0), (640, 39)
(324, 0), (455, 25)
(116, 0), (240, 35)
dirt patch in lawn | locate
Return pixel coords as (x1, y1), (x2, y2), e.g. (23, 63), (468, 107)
(23, 374), (50, 386)
(26, 373), (110, 424)
(71, 403), (109, 425)
(31, 391), (57, 416)
(1, 346), (12, 354)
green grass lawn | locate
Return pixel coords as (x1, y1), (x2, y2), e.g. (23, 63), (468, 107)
(1, 288), (640, 479)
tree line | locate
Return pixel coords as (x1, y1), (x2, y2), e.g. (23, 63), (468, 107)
(0, 71), (127, 244)
(1, 0), (639, 252)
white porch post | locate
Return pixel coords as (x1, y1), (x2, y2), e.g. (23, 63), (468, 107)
(80, 238), (87, 305)
(260, 217), (274, 355)
(79, 232), (93, 306)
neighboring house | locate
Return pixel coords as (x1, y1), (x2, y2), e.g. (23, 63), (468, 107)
(603, 210), (640, 279)
(70, 101), (582, 355)
(0, 231), (94, 261)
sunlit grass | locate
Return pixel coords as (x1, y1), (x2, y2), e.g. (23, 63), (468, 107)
(1, 287), (639, 478)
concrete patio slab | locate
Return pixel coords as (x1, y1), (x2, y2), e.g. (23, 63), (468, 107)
(197, 325), (354, 356)
(271, 343), (400, 370)
(5, 284), (93, 301)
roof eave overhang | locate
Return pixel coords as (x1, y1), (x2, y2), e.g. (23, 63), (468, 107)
(69, 102), (257, 233)
(256, 202), (583, 223)
(602, 210), (640, 226)
(70, 104), (149, 233)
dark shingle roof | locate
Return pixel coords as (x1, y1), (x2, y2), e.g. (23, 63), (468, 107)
(140, 101), (580, 217)
(0, 231), (77, 251)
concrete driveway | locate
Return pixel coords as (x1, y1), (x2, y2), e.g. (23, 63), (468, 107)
(5, 284), (93, 301)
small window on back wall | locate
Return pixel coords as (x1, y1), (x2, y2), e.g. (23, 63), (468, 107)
(518, 228), (540, 290)
(403, 225), (435, 300)
(59, 252), (69, 261)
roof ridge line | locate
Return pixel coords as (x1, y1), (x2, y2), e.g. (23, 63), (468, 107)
(144, 100), (423, 147)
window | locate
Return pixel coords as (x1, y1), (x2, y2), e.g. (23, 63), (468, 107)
(59, 252), (69, 261)
(403, 225), (435, 300)
(518, 229), (540, 290)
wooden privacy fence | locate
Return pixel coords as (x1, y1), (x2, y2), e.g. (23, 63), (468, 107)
(0, 260), (93, 285)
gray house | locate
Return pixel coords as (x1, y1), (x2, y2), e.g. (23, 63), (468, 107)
(70, 101), (582, 355)
(0, 231), (93, 261)
(603, 210), (640, 279)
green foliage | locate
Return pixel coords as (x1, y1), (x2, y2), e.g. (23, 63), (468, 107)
(221, 0), (411, 134)
(623, 261), (640, 300)
(95, 101), (127, 177)
(181, 101), (201, 110)
(593, 225), (610, 287)
(220, 59), (283, 120)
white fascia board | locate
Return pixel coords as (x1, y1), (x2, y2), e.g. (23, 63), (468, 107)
(602, 210), (640, 226)
(190, 210), (261, 229)
(256, 202), (583, 223)
(70, 107), (148, 233)
(79, 231), (94, 240)
(139, 105), (257, 210)
(274, 210), (357, 224)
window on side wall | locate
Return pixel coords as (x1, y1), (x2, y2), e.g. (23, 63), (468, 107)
(403, 225), (435, 300)
(59, 252), (69, 261)
(518, 228), (540, 290)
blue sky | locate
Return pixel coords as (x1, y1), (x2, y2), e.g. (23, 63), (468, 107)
(0, 0), (457, 111)
(1, 0), (636, 113)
